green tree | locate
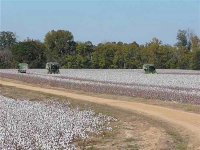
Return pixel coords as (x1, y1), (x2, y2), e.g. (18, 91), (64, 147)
(0, 31), (17, 68)
(91, 50), (99, 68)
(190, 34), (200, 50)
(123, 42), (140, 69)
(44, 30), (75, 66)
(113, 48), (125, 68)
(177, 50), (192, 69)
(75, 41), (94, 68)
(176, 29), (192, 51)
(0, 31), (17, 49)
(190, 49), (200, 70)
(65, 55), (77, 68)
(141, 38), (162, 67)
(11, 40), (46, 68)
(0, 48), (13, 68)
(176, 30), (188, 47)
(165, 48), (179, 69)
(93, 43), (116, 68)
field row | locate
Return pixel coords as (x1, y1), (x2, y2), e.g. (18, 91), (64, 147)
(0, 69), (199, 104)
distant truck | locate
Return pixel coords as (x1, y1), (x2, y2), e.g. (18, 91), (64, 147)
(18, 63), (28, 73)
(143, 64), (156, 74)
(46, 62), (60, 74)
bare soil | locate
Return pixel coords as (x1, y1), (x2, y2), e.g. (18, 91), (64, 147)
(1, 79), (200, 149)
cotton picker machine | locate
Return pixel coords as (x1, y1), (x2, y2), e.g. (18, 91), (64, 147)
(18, 63), (28, 73)
(46, 62), (60, 74)
(143, 64), (157, 74)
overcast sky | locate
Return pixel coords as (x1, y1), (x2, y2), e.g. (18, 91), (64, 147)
(1, 0), (200, 45)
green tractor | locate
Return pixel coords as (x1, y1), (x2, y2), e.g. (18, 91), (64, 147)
(46, 62), (60, 74)
(143, 64), (156, 74)
(18, 63), (28, 73)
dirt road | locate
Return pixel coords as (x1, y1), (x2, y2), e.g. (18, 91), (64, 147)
(0, 79), (200, 149)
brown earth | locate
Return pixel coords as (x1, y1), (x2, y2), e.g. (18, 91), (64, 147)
(0, 79), (200, 149)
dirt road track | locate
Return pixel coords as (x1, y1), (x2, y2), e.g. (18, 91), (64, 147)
(0, 79), (200, 149)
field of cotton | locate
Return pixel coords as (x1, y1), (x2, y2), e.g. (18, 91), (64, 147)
(0, 95), (116, 149)
(0, 69), (199, 104)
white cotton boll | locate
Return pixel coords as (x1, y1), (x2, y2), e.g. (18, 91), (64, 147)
(0, 95), (116, 149)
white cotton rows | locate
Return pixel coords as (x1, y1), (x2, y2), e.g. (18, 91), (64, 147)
(0, 69), (199, 90)
(0, 95), (116, 150)
(0, 69), (199, 103)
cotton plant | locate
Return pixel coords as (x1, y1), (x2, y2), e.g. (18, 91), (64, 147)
(0, 69), (199, 104)
(0, 95), (116, 149)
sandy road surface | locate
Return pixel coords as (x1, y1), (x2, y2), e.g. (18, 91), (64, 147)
(0, 79), (200, 149)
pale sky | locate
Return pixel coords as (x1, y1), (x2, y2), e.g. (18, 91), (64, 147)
(1, 0), (200, 45)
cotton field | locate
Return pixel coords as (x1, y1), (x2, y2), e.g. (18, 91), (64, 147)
(0, 69), (199, 104)
(0, 95), (116, 150)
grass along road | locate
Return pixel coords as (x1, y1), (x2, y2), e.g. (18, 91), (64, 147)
(0, 79), (200, 149)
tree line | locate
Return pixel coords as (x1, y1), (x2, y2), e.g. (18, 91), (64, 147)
(0, 29), (200, 69)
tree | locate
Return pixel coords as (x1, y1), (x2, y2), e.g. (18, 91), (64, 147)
(176, 30), (187, 47)
(150, 37), (162, 45)
(0, 31), (17, 50)
(190, 49), (200, 70)
(113, 48), (125, 68)
(123, 42), (140, 69)
(165, 48), (179, 69)
(75, 41), (94, 68)
(65, 55), (78, 68)
(0, 48), (13, 68)
(0, 31), (17, 68)
(141, 37), (162, 67)
(44, 30), (75, 66)
(92, 43), (117, 68)
(176, 29), (192, 51)
(91, 51), (99, 68)
(190, 34), (200, 50)
(11, 40), (46, 68)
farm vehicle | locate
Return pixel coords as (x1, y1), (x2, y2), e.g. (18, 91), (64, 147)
(143, 64), (156, 74)
(46, 62), (60, 74)
(18, 63), (28, 73)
